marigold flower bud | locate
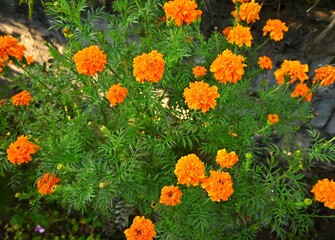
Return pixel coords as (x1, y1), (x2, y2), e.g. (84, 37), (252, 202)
(99, 182), (106, 189)
(304, 198), (312, 206)
(15, 192), (21, 198)
(57, 164), (63, 170)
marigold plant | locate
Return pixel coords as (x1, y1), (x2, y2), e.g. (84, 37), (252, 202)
(192, 65), (207, 78)
(311, 179), (335, 209)
(163, 0), (202, 26)
(183, 81), (220, 112)
(274, 60), (309, 84)
(73, 45), (107, 76)
(313, 65), (335, 87)
(36, 172), (60, 195)
(159, 185), (182, 206)
(262, 19), (288, 41)
(106, 83), (128, 106)
(124, 216), (156, 240)
(11, 90), (33, 106)
(210, 49), (247, 84)
(226, 25), (253, 47)
(174, 154), (206, 186)
(133, 50), (165, 83)
(7, 135), (41, 165)
(216, 149), (239, 168)
(258, 56), (273, 70)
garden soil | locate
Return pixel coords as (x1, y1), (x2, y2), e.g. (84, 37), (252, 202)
(1, 0), (335, 239)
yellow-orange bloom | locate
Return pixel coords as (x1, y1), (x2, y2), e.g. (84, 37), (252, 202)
(0, 35), (26, 61)
(232, 0), (261, 24)
(164, 0), (202, 26)
(73, 45), (107, 76)
(106, 83), (128, 106)
(124, 216), (156, 240)
(192, 66), (207, 78)
(37, 172), (60, 195)
(258, 56), (273, 70)
(7, 135), (41, 165)
(274, 60), (309, 84)
(291, 83), (312, 102)
(183, 81), (220, 113)
(311, 178), (335, 209)
(263, 19), (288, 41)
(25, 55), (34, 65)
(11, 90), (33, 106)
(216, 149), (238, 168)
(313, 65), (335, 87)
(267, 114), (279, 125)
(210, 49), (247, 84)
(174, 154), (206, 186)
(159, 185), (182, 206)
(133, 50), (165, 83)
(201, 170), (234, 202)
(227, 25), (253, 47)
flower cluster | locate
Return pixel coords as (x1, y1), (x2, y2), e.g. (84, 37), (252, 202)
(73, 45), (107, 76)
(216, 149), (239, 168)
(183, 81), (220, 113)
(37, 172), (60, 195)
(227, 25), (253, 47)
(159, 185), (182, 206)
(311, 178), (335, 209)
(124, 216), (156, 240)
(313, 65), (335, 87)
(267, 114), (279, 125)
(232, 0), (261, 24)
(0, 35), (27, 72)
(7, 135), (41, 165)
(262, 19), (288, 41)
(106, 83), (128, 106)
(174, 154), (206, 186)
(11, 90), (33, 106)
(258, 56), (273, 70)
(210, 49), (247, 84)
(133, 50), (165, 83)
(163, 0), (202, 26)
(201, 170), (234, 202)
(192, 65), (207, 78)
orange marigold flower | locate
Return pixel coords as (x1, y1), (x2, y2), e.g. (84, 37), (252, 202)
(11, 90), (33, 106)
(0, 99), (6, 105)
(25, 55), (34, 65)
(0, 35), (26, 61)
(227, 25), (253, 47)
(174, 153), (206, 186)
(210, 49), (247, 84)
(263, 19), (288, 41)
(201, 170), (234, 202)
(216, 149), (239, 168)
(37, 172), (60, 195)
(183, 81), (220, 113)
(274, 60), (309, 84)
(124, 216), (156, 240)
(258, 56), (273, 70)
(106, 83), (128, 106)
(159, 185), (182, 206)
(192, 66), (207, 78)
(164, 0), (202, 26)
(311, 178), (335, 209)
(231, 0), (261, 24)
(313, 65), (335, 87)
(291, 83), (312, 102)
(222, 26), (233, 36)
(7, 135), (41, 165)
(73, 45), (107, 76)
(133, 50), (165, 83)
(267, 114), (279, 125)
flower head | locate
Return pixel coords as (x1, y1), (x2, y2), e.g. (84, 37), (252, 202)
(7, 135), (41, 165)
(73, 45), (107, 76)
(164, 0), (202, 26)
(159, 185), (182, 206)
(183, 81), (220, 113)
(227, 25), (253, 47)
(267, 114), (279, 125)
(106, 83), (128, 106)
(174, 154), (206, 186)
(0, 35), (26, 61)
(25, 55), (34, 65)
(216, 149), (238, 168)
(11, 90), (33, 106)
(124, 216), (156, 240)
(37, 172), (60, 195)
(201, 170), (234, 202)
(192, 66), (207, 78)
(313, 65), (335, 87)
(258, 56), (273, 70)
(291, 83), (312, 102)
(263, 19), (288, 41)
(133, 50), (165, 83)
(274, 60), (309, 84)
(232, 0), (261, 24)
(311, 178), (335, 209)
(210, 49), (247, 84)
